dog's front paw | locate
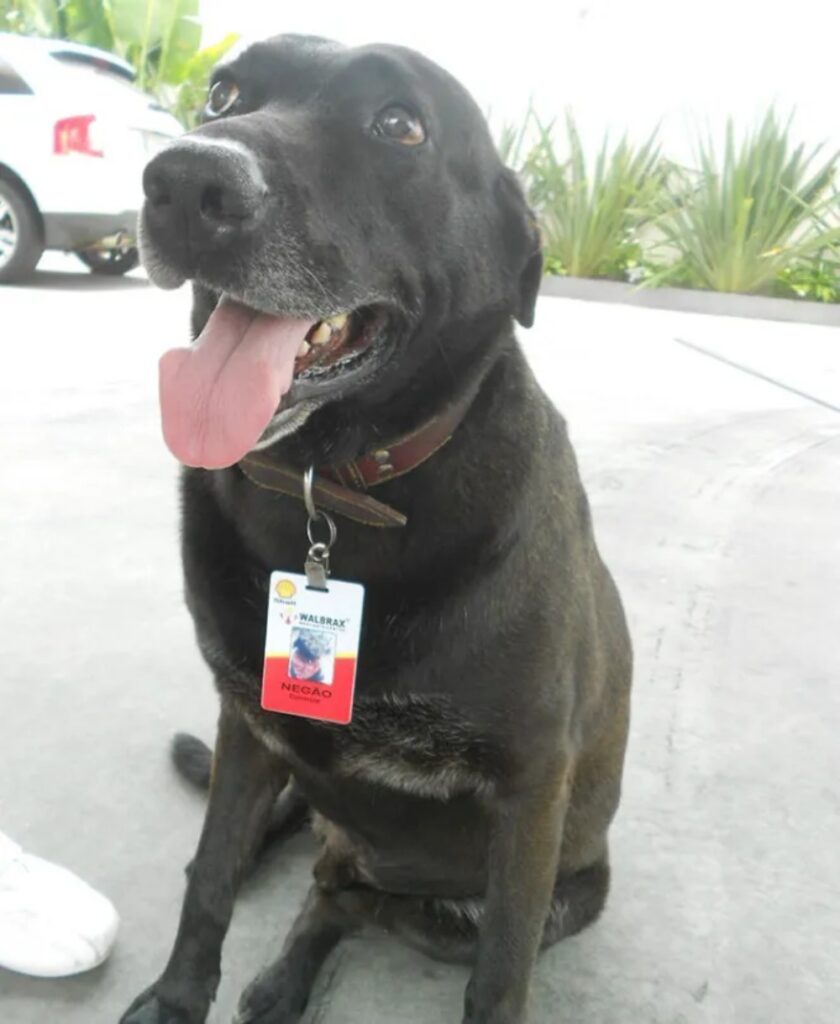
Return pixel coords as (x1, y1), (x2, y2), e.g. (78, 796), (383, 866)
(462, 1009), (524, 1024)
(233, 967), (309, 1024)
(463, 1011), (522, 1019)
(462, 1010), (523, 1024)
(462, 980), (524, 1024)
(120, 984), (208, 1024)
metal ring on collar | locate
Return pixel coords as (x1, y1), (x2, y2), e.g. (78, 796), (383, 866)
(307, 512), (337, 550)
(303, 465), (319, 520)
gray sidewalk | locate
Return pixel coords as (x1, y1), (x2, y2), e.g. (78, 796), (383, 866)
(1, 267), (838, 1023)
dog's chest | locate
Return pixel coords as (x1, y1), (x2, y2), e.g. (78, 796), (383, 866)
(198, 593), (504, 801)
(251, 693), (500, 801)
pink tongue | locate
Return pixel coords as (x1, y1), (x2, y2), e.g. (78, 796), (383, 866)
(159, 301), (315, 469)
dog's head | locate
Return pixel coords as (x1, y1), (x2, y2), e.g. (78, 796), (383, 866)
(140, 35), (541, 468)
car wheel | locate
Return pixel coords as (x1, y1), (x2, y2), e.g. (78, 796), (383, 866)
(76, 247), (140, 276)
(0, 177), (44, 284)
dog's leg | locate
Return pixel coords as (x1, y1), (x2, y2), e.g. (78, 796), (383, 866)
(327, 859), (609, 968)
(174, 730), (309, 881)
(234, 885), (353, 1024)
(120, 702), (286, 1024)
(463, 765), (571, 1024)
(172, 735), (311, 845)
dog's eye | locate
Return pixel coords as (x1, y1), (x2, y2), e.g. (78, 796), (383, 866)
(206, 79), (241, 118)
(372, 106), (425, 146)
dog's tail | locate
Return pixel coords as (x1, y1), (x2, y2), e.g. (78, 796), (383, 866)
(171, 732), (213, 790)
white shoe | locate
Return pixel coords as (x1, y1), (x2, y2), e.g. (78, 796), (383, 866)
(0, 830), (119, 978)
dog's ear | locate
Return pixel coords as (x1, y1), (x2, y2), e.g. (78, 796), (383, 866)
(517, 239), (544, 329)
(496, 168), (543, 328)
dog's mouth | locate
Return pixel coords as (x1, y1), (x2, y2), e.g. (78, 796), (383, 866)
(158, 299), (385, 470)
(293, 308), (381, 382)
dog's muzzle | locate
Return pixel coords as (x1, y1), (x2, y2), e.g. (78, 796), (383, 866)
(142, 138), (268, 267)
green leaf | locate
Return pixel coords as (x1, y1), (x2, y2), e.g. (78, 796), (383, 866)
(184, 31), (240, 83)
(60, 0), (115, 50)
(108, 0), (201, 91)
(157, 10), (202, 84)
(651, 108), (840, 294)
(0, 0), (62, 35)
(515, 109), (663, 281)
(173, 31), (240, 127)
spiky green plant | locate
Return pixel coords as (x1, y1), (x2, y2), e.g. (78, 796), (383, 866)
(516, 111), (664, 281)
(649, 111), (840, 294)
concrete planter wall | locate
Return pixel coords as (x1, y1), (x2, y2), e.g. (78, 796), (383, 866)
(540, 275), (840, 327)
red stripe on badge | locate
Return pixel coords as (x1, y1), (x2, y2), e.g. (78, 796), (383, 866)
(261, 656), (357, 724)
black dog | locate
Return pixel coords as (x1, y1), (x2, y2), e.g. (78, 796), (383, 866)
(123, 34), (632, 1024)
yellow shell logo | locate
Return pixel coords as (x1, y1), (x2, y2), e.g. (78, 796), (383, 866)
(275, 579), (297, 599)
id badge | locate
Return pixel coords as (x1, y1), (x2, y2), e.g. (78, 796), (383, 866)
(261, 571), (365, 724)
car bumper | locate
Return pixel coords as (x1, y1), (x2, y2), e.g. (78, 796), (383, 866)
(42, 211), (139, 251)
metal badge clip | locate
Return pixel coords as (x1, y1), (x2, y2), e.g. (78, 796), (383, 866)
(303, 466), (337, 591)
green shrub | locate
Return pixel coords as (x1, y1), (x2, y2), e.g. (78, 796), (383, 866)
(516, 111), (665, 281)
(648, 112), (840, 294)
(776, 251), (840, 302)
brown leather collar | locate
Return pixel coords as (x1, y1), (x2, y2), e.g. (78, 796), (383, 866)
(238, 388), (476, 528)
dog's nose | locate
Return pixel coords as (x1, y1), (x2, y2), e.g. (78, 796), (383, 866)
(143, 141), (267, 250)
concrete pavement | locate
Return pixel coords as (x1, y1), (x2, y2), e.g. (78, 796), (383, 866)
(1, 259), (838, 1023)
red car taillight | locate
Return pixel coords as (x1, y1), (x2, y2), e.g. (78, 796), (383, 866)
(53, 115), (104, 157)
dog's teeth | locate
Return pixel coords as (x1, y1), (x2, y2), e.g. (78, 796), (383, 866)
(326, 313), (348, 330)
(310, 322), (332, 346)
(297, 340), (310, 358)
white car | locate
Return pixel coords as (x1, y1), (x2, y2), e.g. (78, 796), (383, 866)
(0, 33), (182, 282)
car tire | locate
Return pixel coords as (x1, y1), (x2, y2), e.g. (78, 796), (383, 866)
(76, 247), (140, 276)
(0, 176), (44, 284)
